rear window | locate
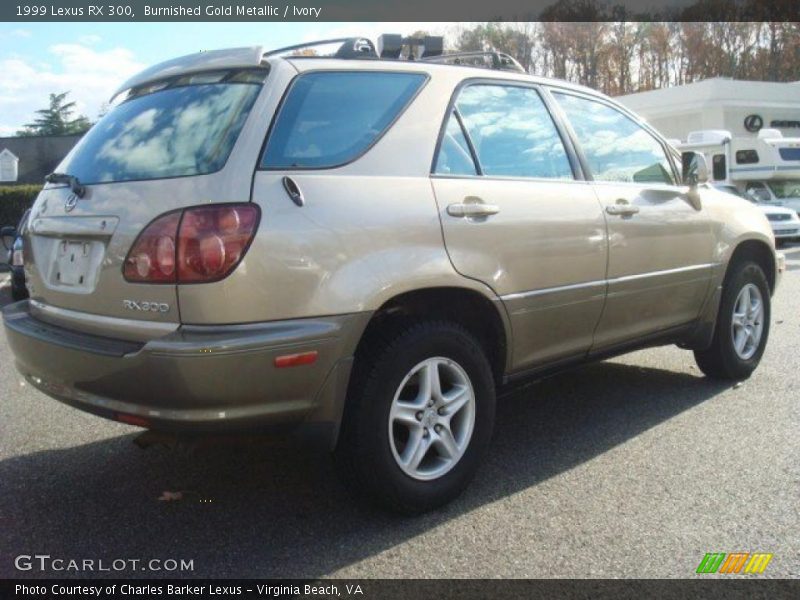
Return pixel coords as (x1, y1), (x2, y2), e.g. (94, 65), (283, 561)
(59, 70), (266, 184)
(261, 71), (426, 169)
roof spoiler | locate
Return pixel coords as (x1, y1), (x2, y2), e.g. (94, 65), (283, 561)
(111, 46), (265, 101)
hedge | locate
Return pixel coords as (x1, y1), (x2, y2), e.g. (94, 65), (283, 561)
(0, 185), (42, 228)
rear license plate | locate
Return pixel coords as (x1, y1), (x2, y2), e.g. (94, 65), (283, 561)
(56, 240), (93, 286)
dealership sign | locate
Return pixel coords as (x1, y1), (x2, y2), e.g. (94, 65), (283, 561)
(745, 114), (800, 132)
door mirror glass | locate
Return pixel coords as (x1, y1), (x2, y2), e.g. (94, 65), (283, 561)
(681, 151), (710, 187)
(1, 226), (17, 252)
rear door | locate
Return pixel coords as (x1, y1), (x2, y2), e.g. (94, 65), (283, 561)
(432, 82), (608, 370)
(550, 90), (715, 349)
(23, 68), (273, 337)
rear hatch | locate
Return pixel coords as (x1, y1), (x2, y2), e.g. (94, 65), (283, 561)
(24, 67), (269, 337)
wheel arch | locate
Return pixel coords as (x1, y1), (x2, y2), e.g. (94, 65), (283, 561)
(354, 286), (512, 385)
(726, 238), (776, 294)
(686, 236), (776, 351)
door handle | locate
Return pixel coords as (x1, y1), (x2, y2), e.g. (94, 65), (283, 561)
(447, 202), (500, 218)
(605, 200), (639, 217)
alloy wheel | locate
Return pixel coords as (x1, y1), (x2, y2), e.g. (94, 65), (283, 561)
(388, 357), (476, 481)
(730, 283), (764, 360)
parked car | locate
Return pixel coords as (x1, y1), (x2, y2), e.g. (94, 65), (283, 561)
(1, 209), (30, 301)
(714, 184), (800, 247)
(1, 37), (783, 513)
(744, 180), (800, 216)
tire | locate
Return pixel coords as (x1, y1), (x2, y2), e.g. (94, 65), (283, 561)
(694, 260), (770, 380)
(11, 279), (28, 302)
(335, 320), (496, 514)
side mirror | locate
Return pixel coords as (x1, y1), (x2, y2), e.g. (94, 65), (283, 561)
(1, 226), (16, 252)
(681, 151), (710, 187)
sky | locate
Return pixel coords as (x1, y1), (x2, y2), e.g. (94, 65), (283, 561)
(0, 22), (451, 136)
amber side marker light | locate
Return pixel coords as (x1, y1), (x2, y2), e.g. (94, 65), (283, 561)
(274, 351), (319, 368)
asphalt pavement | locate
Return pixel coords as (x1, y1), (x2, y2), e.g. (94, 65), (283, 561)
(0, 248), (798, 579)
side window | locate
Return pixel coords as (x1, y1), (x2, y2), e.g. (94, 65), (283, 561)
(434, 115), (478, 176)
(262, 71), (426, 169)
(745, 182), (770, 203)
(553, 92), (676, 185)
(437, 84), (573, 180)
(736, 149), (759, 164)
(712, 154), (727, 181)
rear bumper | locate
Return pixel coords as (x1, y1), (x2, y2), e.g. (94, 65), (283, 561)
(2, 300), (368, 436)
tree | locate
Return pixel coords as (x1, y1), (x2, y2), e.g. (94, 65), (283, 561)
(450, 17), (800, 96)
(16, 92), (92, 137)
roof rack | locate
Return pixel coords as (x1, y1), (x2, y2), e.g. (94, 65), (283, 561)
(263, 37), (378, 59)
(421, 51), (526, 73)
(264, 35), (526, 74)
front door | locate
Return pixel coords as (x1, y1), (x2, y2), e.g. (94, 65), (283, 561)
(432, 83), (608, 371)
(551, 90), (715, 349)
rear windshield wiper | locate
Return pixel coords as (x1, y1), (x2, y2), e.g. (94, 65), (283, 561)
(45, 172), (86, 198)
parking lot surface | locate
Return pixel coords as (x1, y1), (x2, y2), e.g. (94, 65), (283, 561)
(0, 247), (798, 579)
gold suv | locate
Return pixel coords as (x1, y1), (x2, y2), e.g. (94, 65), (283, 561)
(2, 37), (781, 513)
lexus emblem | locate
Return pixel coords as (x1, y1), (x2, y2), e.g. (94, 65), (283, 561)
(64, 193), (78, 212)
(744, 114), (763, 133)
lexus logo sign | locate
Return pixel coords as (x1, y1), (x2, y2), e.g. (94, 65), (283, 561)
(744, 114), (763, 133)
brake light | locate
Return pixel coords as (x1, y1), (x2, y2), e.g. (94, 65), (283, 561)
(123, 204), (259, 283)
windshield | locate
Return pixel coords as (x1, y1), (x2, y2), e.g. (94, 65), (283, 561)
(59, 70), (265, 184)
(767, 180), (800, 199)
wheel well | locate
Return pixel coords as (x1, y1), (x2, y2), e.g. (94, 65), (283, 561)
(727, 239), (776, 293)
(357, 287), (508, 383)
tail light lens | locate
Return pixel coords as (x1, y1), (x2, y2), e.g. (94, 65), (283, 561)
(124, 212), (181, 282)
(123, 204), (259, 283)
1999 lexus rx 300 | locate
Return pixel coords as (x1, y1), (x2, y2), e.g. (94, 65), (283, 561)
(2, 37), (783, 513)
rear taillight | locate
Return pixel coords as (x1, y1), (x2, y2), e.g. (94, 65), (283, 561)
(124, 212), (181, 282)
(123, 204), (259, 283)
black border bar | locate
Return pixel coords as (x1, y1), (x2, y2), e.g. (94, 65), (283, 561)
(2, 0), (799, 22)
(3, 579), (800, 600)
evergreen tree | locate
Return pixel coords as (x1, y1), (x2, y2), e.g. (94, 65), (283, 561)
(17, 92), (91, 137)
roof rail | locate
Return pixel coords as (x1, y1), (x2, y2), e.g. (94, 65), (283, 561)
(263, 37), (377, 59)
(421, 51), (526, 74)
(262, 35), (526, 75)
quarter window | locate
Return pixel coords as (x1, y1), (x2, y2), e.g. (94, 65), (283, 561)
(262, 71), (426, 169)
(434, 115), (478, 176)
(435, 84), (573, 180)
(554, 92), (675, 185)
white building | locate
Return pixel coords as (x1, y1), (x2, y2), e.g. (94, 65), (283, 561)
(617, 78), (800, 140)
(0, 148), (19, 182)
